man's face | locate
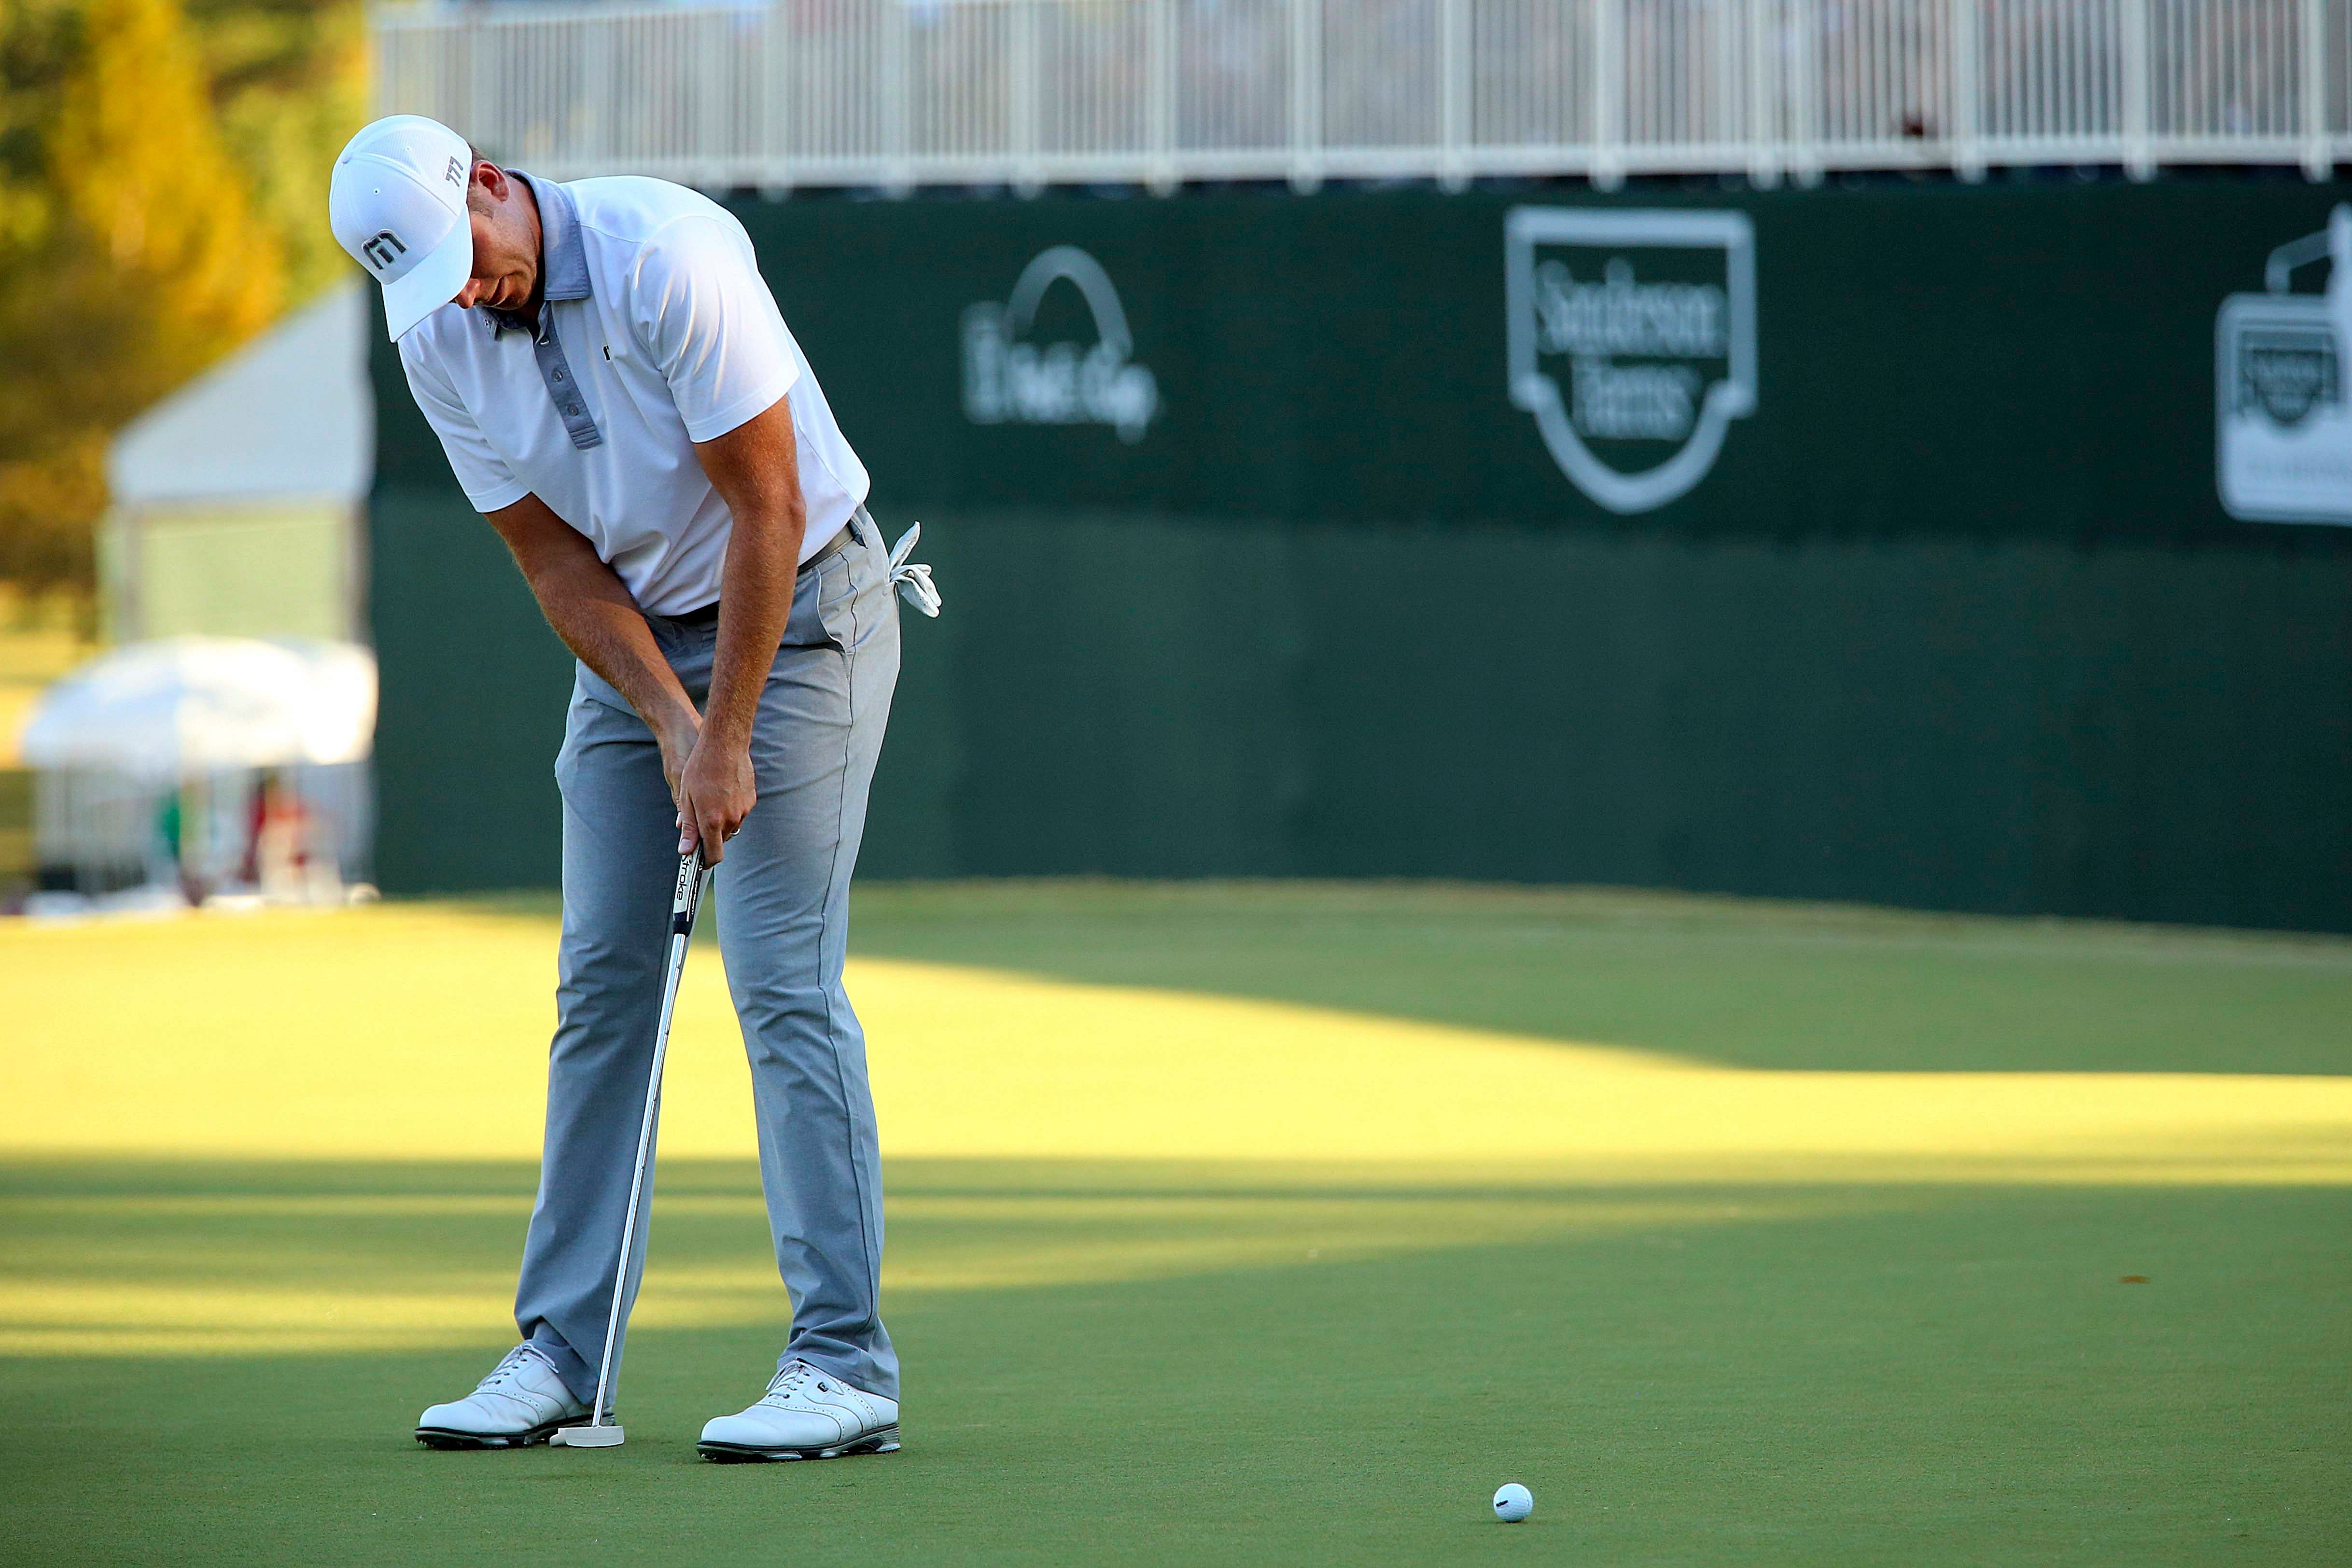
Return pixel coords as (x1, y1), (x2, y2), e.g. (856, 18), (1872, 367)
(452, 165), (538, 313)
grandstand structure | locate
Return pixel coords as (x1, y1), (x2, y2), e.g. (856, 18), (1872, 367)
(374, 0), (2348, 191)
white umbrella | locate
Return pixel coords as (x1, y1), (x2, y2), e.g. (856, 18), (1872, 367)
(272, 639), (380, 771)
(21, 637), (378, 783)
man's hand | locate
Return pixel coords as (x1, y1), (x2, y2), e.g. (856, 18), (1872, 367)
(675, 727), (756, 862)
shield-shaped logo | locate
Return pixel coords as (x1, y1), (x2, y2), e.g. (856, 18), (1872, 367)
(1506, 208), (1757, 514)
(2234, 322), (2338, 427)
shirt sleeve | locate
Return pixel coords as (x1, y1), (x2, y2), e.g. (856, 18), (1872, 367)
(630, 214), (801, 444)
(398, 336), (530, 514)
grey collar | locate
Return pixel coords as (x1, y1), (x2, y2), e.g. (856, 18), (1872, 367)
(480, 170), (590, 338)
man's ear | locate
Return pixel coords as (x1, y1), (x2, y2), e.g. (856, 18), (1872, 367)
(470, 162), (510, 210)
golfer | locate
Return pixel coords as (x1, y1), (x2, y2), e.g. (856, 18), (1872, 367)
(328, 115), (935, 1460)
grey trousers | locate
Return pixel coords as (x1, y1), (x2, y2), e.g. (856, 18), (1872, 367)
(516, 510), (901, 1405)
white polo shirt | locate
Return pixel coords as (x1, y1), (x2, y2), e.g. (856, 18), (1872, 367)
(398, 173), (868, 616)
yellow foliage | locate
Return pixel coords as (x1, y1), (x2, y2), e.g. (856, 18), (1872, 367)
(0, 438), (106, 615)
(0, 0), (361, 602)
(47, 0), (283, 358)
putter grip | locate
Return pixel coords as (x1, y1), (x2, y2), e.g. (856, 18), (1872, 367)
(670, 850), (703, 936)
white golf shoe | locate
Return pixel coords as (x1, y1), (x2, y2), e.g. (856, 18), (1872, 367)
(415, 1344), (593, 1449)
(697, 1359), (901, 1462)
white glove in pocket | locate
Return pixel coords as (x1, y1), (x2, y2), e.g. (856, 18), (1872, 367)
(887, 523), (942, 618)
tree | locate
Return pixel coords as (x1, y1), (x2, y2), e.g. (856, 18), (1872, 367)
(187, 0), (367, 307)
(0, 0), (360, 614)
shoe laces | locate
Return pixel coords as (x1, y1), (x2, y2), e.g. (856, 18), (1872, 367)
(476, 1345), (542, 1394)
(758, 1359), (827, 1407)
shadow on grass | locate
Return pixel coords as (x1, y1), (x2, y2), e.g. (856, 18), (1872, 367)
(2, 1153), (2348, 1565)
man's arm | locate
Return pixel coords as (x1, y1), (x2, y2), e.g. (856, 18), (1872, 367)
(482, 493), (704, 817)
(673, 394), (806, 864)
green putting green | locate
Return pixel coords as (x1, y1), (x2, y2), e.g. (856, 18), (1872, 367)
(2, 882), (2347, 1565)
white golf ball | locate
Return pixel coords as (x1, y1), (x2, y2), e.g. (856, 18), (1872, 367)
(1492, 1482), (1534, 1522)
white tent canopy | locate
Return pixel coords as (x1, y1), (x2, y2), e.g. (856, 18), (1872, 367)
(107, 283), (373, 508)
(22, 638), (378, 782)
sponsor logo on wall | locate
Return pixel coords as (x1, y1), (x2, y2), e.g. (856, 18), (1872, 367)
(2217, 205), (2352, 526)
(1505, 208), (1757, 514)
(963, 246), (1159, 444)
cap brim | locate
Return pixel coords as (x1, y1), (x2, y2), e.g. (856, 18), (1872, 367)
(379, 220), (475, 341)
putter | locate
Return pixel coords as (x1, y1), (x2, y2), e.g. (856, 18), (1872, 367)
(552, 845), (712, 1448)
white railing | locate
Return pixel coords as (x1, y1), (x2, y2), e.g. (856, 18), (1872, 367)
(373, 0), (2352, 191)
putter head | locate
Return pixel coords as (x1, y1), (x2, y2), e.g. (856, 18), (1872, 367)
(551, 1423), (625, 1448)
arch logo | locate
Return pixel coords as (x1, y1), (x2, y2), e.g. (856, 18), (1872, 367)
(962, 246), (1159, 444)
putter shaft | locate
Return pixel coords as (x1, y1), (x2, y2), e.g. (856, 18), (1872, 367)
(571, 848), (709, 1444)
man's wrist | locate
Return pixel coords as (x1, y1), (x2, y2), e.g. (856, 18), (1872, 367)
(653, 702), (701, 755)
(699, 710), (755, 752)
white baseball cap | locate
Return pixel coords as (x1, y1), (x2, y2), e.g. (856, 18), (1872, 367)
(329, 115), (478, 341)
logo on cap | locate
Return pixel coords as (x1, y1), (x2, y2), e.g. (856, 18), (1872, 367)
(361, 231), (407, 272)
(446, 155), (465, 188)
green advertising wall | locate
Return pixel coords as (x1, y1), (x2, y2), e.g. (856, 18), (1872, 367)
(371, 177), (2352, 931)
